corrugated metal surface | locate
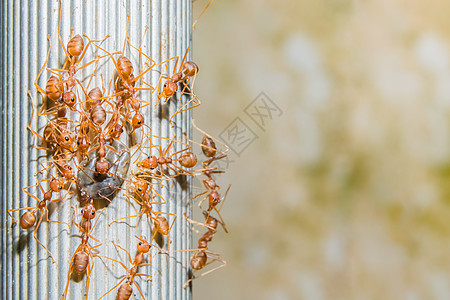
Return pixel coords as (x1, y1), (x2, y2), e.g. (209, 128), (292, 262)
(1, 0), (193, 299)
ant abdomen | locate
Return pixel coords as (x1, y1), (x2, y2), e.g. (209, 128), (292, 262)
(90, 104), (107, 126)
(154, 216), (169, 235)
(178, 152), (197, 168)
(117, 55), (134, 79)
(67, 34), (84, 57)
(201, 135), (217, 157)
(87, 87), (103, 109)
(117, 282), (133, 300)
(182, 61), (199, 77)
(190, 251), (207, 270)
(20, 211), (36, 229)
(73, 251), (89, 273)
(45, 76), (62, 101)
(208, 191), (220, 210)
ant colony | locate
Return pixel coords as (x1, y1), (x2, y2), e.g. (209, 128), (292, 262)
(7, 2), (229, 300)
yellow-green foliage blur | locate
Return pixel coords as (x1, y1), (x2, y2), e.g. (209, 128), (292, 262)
(192, 1), (450, 299)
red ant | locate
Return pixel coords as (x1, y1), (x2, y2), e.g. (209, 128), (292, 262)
(136, 134), (198, 179)
(61, 200), (103, 300)
(8, 177), (71, 263)
(45, 1), (110, 112)
(27, 92), (77, 156)
(161, 210), (226, 289)
(109, 178), (176, 242)
(183, 121), (230, 229)
(182, 211), (227, 289)
(156, 48), (201, 126)
(90, 19), (156, 130)
(97, 236), (153, 300)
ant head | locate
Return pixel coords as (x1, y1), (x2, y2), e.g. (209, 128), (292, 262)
(49, 177), (65, 192)
(108, 123), (123, 140)
(95, 159), (110, 175)
(137, 155), (158, 169)
(162, 80), (177, 98)
(61, 163), (75, 180)
(76, 135), (90, 153)
(131, 112), (144, 131)
(134, 180), (149, 194)
(136, 236), (151, 253)
(62, 91), (77, 108)
(56, 131), (73, 151)
(82, 204), (96, 220)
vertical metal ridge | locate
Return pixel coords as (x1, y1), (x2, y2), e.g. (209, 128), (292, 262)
(12, 2), (20, 299)
(0, 0), (4, 297)
(6, 1), (12, 299)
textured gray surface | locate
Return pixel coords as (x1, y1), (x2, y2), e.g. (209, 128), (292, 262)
(1, 0), (193, 299)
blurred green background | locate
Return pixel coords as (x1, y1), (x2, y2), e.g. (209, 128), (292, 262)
(191, 1), (450, 299)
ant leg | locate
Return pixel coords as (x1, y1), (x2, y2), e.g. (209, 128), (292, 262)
(192, 119), (230, 154)
(169, 164), (195, 177)
(91, 43), (129, 84)
(33, 210), (56, 263)
(77, 33), (110, 64)
(7, 207), (36, 224)
(34, 35), (52, 98)
(171, 145), (192, 157)
(112, 241), (134, 265)
(97, 254), (129, 272)
(109, 211), (143, 226)
(57, 0), (71, 63)
(186, 190), (208, 206)
(183, 258), (226, 289)
(90, 207), (106, 232)
(170, 97), (201, 124)
(179, 47), (190, 73)
(148, 132), (191, 149)
(136, 273), (153, 280)
(61, 258), (75, 300)
(45, 207), (70, 228)
(183, 212), (216, 232)
(98, 275), (128, 300)
(22, 184), (43, 203)
(133, 281), (147, 300)
(171, 53), (180, 75)
(193, 0), (215, 30)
